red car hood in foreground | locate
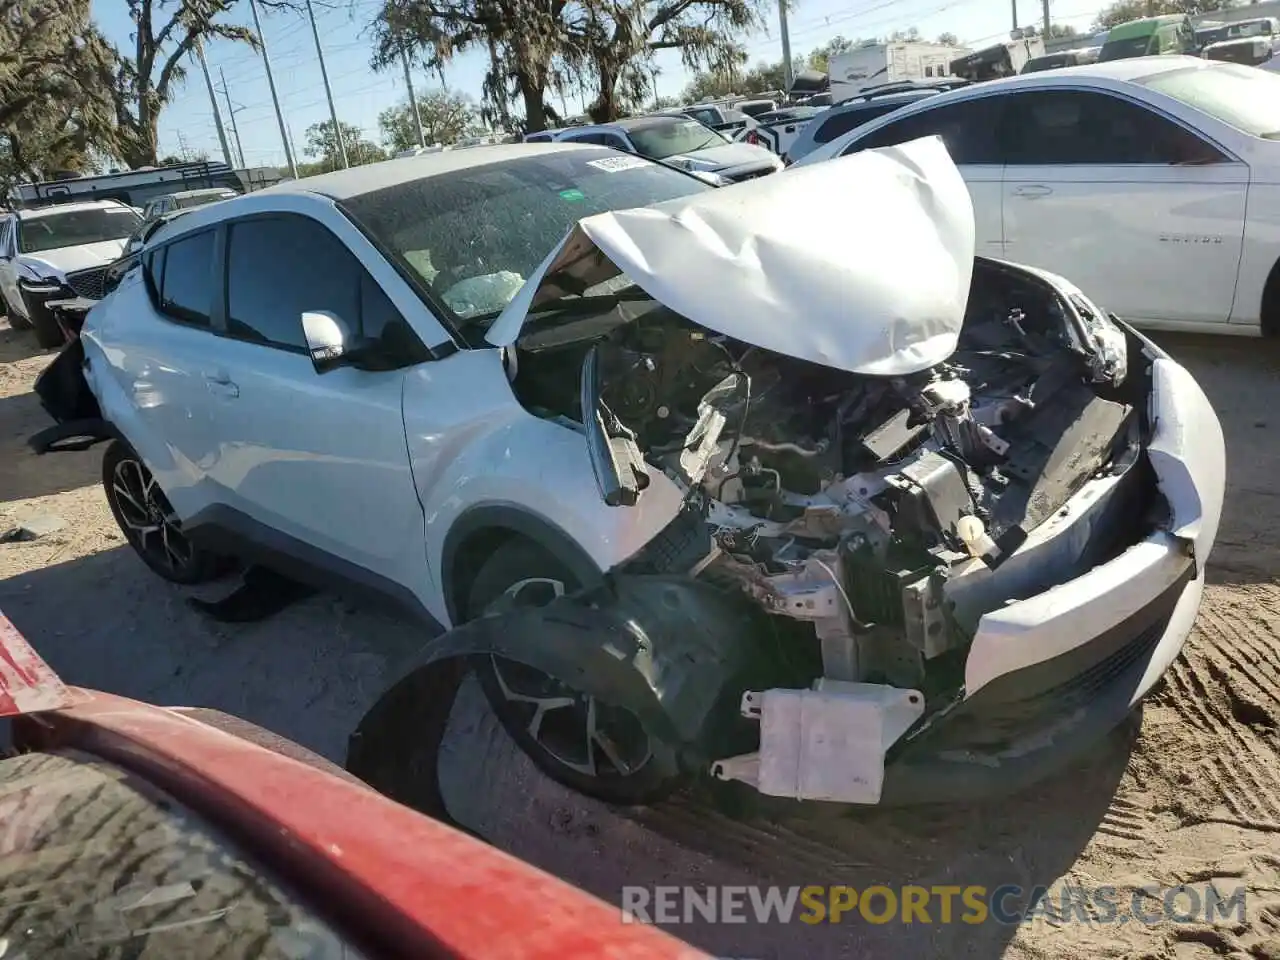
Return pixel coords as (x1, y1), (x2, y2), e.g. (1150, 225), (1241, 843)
(0, 609), (705, 960)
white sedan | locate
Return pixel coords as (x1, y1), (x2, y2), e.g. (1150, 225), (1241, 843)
(796, 56), (1280, 337)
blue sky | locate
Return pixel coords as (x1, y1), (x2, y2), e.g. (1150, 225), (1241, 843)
(92, 0), (1105, 169)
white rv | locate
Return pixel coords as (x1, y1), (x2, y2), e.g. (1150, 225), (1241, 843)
(827, 41), (970, 104)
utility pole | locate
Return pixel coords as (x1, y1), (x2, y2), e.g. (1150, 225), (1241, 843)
(778, 0), (794, 94)
(306, 0), (348, 168)
(401, 51), (426, 148)
(248, 0), (297, 177)
(195, 41), (233, 167)
(1011, 0), (1019, 32)
(1042, 0), (1051, 39)
(218, 67), (247, 169)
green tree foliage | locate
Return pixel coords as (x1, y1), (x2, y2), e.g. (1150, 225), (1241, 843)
(574, 0), (764, 122)
(371, 0), (578, 133)
(110, 1), (286, 168)
(0, 0), (119, 186)
(378, 89), (479, 149)
(304, 119), (387, 172)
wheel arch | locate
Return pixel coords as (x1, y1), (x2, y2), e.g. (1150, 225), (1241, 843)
(440, 505), (605, 627)
(1262, 255), (1280, 338)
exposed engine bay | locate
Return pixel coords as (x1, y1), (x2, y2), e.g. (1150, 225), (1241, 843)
(510, 257), (1146, 701)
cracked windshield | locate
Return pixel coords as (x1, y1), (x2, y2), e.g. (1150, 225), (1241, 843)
(339, 150), (708, 323)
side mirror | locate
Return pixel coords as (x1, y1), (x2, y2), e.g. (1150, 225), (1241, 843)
(302, 310), (385, 374)
(302, 310), (355, 373)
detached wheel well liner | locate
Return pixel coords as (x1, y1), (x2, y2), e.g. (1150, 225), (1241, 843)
(440, 506), (604, 626)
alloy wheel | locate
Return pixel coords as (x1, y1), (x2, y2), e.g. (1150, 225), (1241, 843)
(483, 577), (653, 779)
(110, 457), (197, 576)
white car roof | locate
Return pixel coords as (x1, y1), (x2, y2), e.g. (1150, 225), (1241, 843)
(14, 199), (132, 220)
(259, 142), (593, 201)
(955, 53), (1208, 91)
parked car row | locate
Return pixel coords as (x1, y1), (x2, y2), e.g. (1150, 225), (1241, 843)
(525, 114), (783, 182)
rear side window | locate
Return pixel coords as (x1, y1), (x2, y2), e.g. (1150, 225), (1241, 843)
(157, 229), (215, 326)
(849, 97), (1005, 164)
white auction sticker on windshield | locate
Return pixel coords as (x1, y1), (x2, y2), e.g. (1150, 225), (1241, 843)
(586, 156), (650, 173)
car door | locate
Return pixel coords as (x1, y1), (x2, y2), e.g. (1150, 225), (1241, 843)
(202, 212), (429, 597)
(842, 96), (1008, 258)
(103, 227), (228, 521)
(999, 88), (1247, 325)
(0, 220), (21, 312)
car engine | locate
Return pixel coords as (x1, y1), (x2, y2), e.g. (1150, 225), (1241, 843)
(512, 258), (1140, 695)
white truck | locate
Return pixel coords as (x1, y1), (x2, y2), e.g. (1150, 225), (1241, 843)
(827, 42), (970, 104)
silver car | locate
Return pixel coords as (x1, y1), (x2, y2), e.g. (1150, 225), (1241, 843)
(553, 116), (783, 182)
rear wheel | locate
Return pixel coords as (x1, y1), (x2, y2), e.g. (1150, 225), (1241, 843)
(101, 441), (222, 584)
(467, 540), (680, 805)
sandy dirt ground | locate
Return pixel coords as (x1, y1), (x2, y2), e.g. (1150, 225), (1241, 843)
(3, 319), (1280, 960)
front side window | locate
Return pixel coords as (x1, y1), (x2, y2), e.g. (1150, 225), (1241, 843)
(1138, 62), (1280, 139)
(849, 96), (1005, 164)
(226, 215), (360, 351)
(338, 149), (710, 328)
(157, 229), (215, 326)
(17, 206), (141, 254)
(225, 214), (419, 360)
(627, 119), (724, 159)
(1001, 90), (1226, 164)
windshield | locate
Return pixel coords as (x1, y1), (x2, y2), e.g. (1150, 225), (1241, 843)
(628, 119), (725, 159)
(1098, 34), (1156, 60)
(1228, 19), (1273, 37)
(1139, 62), (1280, 138)
(18, 207), (141, 254)
(339, 148), (710, 325)
(176, 191), (236, 209)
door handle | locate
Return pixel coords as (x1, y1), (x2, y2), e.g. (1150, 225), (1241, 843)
(1013, 184), (1053, 199)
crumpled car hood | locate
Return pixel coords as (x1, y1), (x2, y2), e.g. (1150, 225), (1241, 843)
(485, 135), (976, 376)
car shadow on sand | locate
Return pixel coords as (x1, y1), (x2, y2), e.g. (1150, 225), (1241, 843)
(434, 676), (1133, 960)
(0, 391), (102, 502)
(0, 321), (51, 365)
(0, 544), (430, 763)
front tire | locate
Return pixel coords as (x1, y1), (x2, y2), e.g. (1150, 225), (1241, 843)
(0, 292), (31, 330)
(29, 301), (64, 349)
(467, 540), (681, 805)
(102, 441), (222, 585)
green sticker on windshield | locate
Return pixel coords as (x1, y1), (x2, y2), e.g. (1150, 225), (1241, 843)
(559, 188), (586, 202)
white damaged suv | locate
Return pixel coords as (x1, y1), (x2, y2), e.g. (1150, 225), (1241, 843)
(31, 139), (1224, 809)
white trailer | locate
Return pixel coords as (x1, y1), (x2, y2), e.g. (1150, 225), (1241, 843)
(827, 42), (971, 104)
